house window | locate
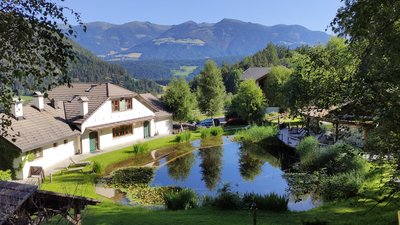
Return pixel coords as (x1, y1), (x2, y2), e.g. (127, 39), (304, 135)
(126, 98), (132, 110)
(53, 142), (58, 148)
(119, 98), (126, 111)
(112, 99), (119, 112)
(64, 139), (68, 144)
(112, 98), (132, 111)
(112, 125), (133, 137)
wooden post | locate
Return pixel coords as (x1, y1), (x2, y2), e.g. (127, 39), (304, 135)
(335, 121), (339, 143)
(251, 202), (257, 225)
(397, 210), (400, 225)
(75, 204), (82, 225)
(50, 173), (53, 183)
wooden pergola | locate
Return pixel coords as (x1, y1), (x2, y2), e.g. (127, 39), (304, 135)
(0, 181), (99, 225)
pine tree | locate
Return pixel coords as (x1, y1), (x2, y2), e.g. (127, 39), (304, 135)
(197, 60), (226, 120)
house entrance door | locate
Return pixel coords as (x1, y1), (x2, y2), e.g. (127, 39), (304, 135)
(143, 121), (150, 138)
(89, 131), (98, 152)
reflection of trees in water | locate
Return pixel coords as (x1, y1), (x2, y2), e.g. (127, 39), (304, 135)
(241, 142), (282, 168)
(167, 151), (195, 181)
(199, 144), (223, 190)
(164, 144), (196, 181)
(239, 148), (263, 181)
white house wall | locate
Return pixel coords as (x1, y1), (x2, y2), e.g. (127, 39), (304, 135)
(81, 98), (156, 153)
(83, 99), (155, 129)
(14, 137), (76, 179)
(97, 123), (145, 150)
(156, 118), (173, 135)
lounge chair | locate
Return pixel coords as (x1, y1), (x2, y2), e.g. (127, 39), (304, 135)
(69, 157), (91, 167)
(62, 166), (85, 174)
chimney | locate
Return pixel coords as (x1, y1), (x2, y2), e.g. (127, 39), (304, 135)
(11, 98), (23, 120)
(78, 96), (89, 117)
(32, 91), (44, 111)
(50, 98), (64, 109)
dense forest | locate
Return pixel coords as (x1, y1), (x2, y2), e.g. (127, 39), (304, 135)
(67, 42), (163, 94)
(112, 56), (243, 83)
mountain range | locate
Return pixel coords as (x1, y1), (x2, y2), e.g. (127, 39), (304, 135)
(71, 19), (331, 61)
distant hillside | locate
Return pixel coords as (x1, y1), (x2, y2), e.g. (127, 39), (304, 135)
(70, 19), (331, 61)
(67, 42), (163, 94)
(72, 21), (170, 57)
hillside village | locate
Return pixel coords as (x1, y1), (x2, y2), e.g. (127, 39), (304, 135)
(1, 1), (399, 225)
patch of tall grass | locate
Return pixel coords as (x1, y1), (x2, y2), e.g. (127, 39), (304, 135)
(234, 126), (278, 143)
(242, 192), (288, 212)
(163, 188), (198, 210)
(92, 161), (103, 174)
(174, 131), (191, 143)
(200, 127), (223, 138)
(132, 142), (150, 154)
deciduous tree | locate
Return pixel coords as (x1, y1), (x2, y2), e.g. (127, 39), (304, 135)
(264, 66), (292, 107)
(163, 77), (196, 129)
(230, 80), (266, 125)
(0, 0), (84, 136)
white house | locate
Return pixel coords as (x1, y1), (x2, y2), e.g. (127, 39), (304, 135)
(0, 83), (173, 179)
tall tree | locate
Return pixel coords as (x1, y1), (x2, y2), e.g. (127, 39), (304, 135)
(331, 0), (400, 194)
(197, 60), (226, 119)
(265, 43), (280, 66)
(230, 80), (266, 125)
(264, 66), (292, 107)
(163, 77), (196, 129)
(0, 0), (84, 136)
(221, 63), (243, 94)
(286, 38), (356, 113)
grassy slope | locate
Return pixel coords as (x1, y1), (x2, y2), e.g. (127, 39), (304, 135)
(171, 66), (197, 77)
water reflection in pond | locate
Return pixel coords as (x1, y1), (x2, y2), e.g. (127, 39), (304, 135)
(151, 136), (321, 211)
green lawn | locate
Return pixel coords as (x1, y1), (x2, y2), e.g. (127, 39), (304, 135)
(75, 199), (398, 225)
(194, 110), (225, 121)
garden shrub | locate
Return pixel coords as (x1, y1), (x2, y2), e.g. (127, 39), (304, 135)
(319, 171), (364, 201)
(110, 167), (154, 187)
(0, 170), (12, 181)
(296, 136), (319, 158)
(234, 126), (278, 143)
(213, 183), (242, 210)
(132, 142), (150, 154)
(242, 192), (288, 212)
(127, 185), (181, 205)
(163, 188), (198, 210)
(297, 139), (368, 175)
(175, 131), (191, 143)
(92, 161), (103, 174)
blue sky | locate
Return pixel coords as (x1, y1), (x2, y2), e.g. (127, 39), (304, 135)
(62, 0), (343, 33)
